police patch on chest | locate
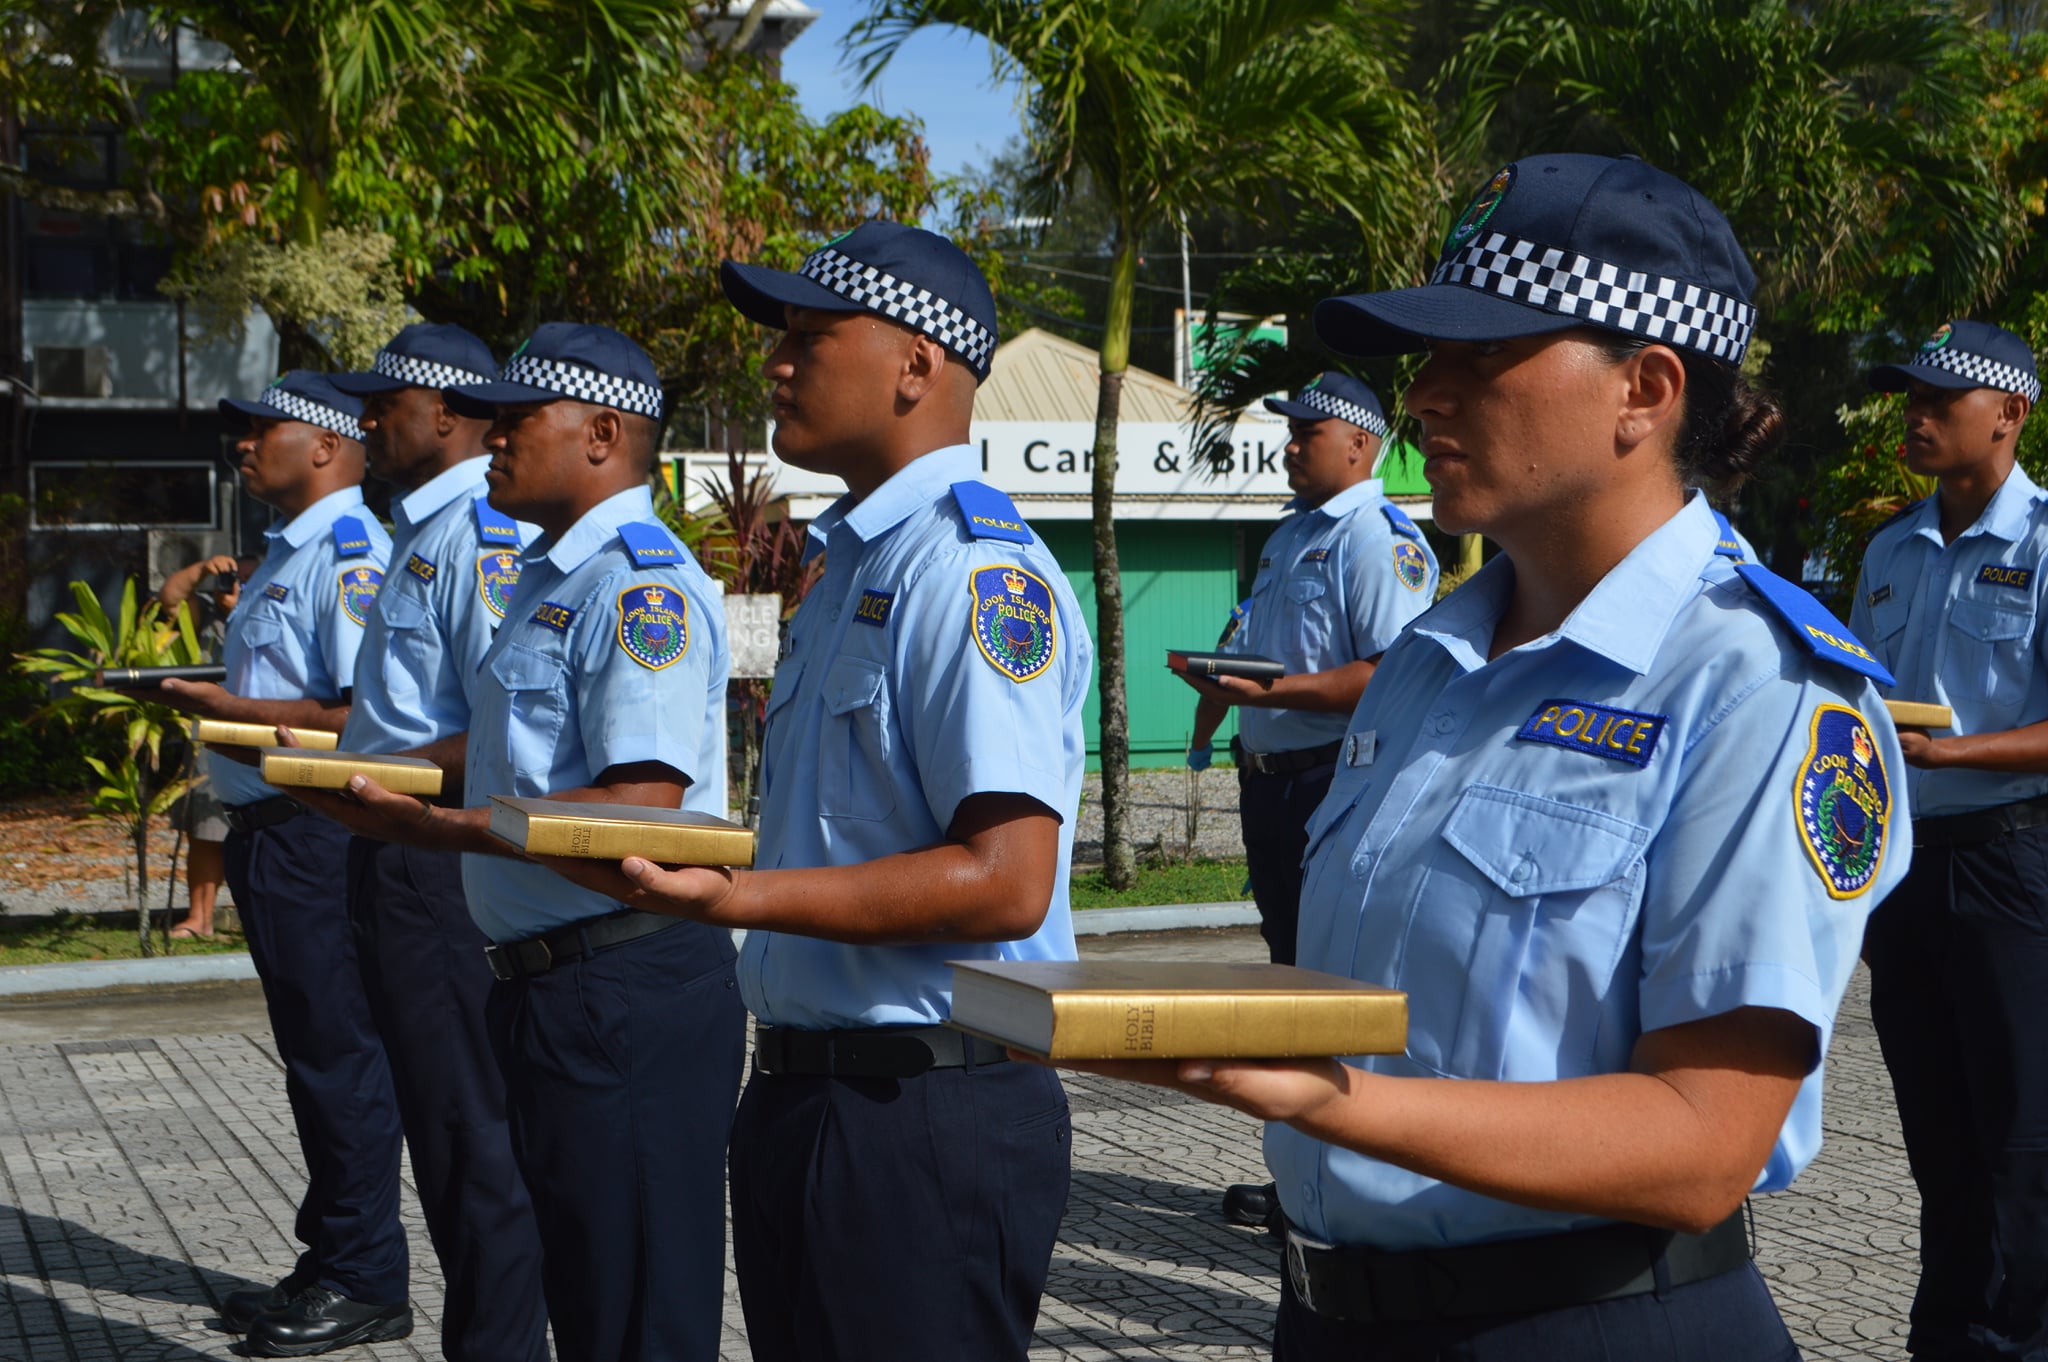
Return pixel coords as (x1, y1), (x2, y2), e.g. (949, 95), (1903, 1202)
(1392, 541), (1430, 592)
(1301, 548), (1330, 564)
(405, 553), (436, 586)
(854, 589), (895, 627)
(616, 583), (688, 670)
(338, 566), (383, 626)
(1797, 704), (1890, 900)
(477, 550), (520, 619)
(1977, 564), (2035, 591)
(262, 583), (290, 603)
(1517, 700), (1664, 768)
(970, 564), (1057, 682)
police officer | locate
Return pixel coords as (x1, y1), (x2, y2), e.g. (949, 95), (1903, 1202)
(592, 221), (1093, 1361)
(1850, 320), (2048, 1360)
(158, 371), (412, 1354)
(1047, 154), (1911, 1360)
(304, 323), (744, 1362)
(320, 323), (549, 1362)
(1183, 372), (1438, 970)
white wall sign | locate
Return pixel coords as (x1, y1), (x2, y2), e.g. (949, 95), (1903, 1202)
(724, 593), (782, 679)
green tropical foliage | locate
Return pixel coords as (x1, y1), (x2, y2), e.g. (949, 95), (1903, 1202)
(14, 582), (207, 956)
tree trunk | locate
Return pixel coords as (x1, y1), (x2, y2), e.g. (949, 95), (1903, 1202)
(1091, 238), (1140, 889)
(133, 812), (153, 959)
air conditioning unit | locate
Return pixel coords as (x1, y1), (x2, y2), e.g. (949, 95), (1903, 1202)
(34, 345), (114, 398)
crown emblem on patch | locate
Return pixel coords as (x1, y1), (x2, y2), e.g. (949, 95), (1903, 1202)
(1852, 724), (1873, 766)
(645, 586), (665, 606)
(1003, 569), (1028, 595)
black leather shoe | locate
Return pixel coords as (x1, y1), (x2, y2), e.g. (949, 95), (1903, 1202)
(218, 1275), (307, 1333)
(1221, 1180), (1283, 1231)
(244, 1287), (412, 1357)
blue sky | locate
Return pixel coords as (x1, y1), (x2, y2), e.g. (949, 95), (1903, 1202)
(778, 4), (1025, 183)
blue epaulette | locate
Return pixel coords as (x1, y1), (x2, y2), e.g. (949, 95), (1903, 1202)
(616, 521), (683, 568)
(1711, 509), (1744, 559)
(1734, 563), (1896, 686)
(331, 515), (374, 559)
(951, 481), (1034, 544)
(473, 494), (520, 545)
(1380, 503), (1423, 539)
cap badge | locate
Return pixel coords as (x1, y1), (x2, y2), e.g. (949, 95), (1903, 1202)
(1446, 164), (1515, 252)
(1921, 323), (1953, 351)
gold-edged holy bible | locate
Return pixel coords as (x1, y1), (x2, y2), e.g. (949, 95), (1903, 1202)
(259, 749), (444, 797)
(487, 795), (756, 866)
(190, 719), (339, 750)
(946, 960), (1408, 1060)
(1884, 700), (1953, 729)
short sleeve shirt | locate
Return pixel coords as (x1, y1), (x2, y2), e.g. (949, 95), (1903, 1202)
(209, 486), (390, 806)
(461, 485), (729, 944)
(1266, 494), (1910, 1250)
(1226, 479), (1439, 753)
(340, 458), (537, 754)
(1848, 463), (2048, 815)
(738, 444), (1095, 1030)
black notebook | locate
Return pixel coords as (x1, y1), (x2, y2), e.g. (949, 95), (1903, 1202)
(1166, 650), (1286, 681)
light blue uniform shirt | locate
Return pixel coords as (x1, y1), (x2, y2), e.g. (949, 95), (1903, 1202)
(1267, 494), (1910, 1250)
(1226, 478), (1439, 753)
(738, 444), (1094, 1029)
(340, 458), (537, 754)
(209, 487), (389, 807)
(1849, 464), (2048, 816)
(461, 485), (728, 944)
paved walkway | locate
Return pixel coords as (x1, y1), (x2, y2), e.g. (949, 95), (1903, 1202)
(0, 927), (1916, 1360)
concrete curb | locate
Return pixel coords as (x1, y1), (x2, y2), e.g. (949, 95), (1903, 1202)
(0, 903), (1262, 999)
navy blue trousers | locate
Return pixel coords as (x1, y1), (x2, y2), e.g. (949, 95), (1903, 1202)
(1239, 762), (1336, 967)
(1273, 1258), (1799, 1361)
(1866, 824), (2048, 1361)
(224, 812), (407, 1305)
(346, 837), (547, 1362)
(486, 918), (745, 1362)
(729, 1056), (1071, 1362)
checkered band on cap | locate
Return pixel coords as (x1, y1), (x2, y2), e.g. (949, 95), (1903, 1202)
(798, 247), (997, 377)
(260, 388), (363, 441)
(501, 354), (664, 418)
(1916, 344), (2043, 403)
(1431, 230), (1756, 362)
(373, 348), (491, 391)
(1294, 386), (1389, 438)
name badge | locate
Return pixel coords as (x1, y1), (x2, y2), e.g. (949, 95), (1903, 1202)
(1344, 731), (1377, 767)
(1517, 699), (1665, 769)
(1977, 565), (2035, 591)
(1867, 583), (1891, 608)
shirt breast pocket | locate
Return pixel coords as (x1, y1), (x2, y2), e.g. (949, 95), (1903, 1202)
(487, 641), (570, 773)
(1948, 597), (2036, 712)
(235, 612), (291, 691)
(820, 656), (896, 822)
(1399, 784), (1647, 1080)
(1285, 573), (1333, 660)
(377, 589), (434, 661)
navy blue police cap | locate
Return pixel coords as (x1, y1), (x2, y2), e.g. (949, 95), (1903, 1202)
(719, 220), (1000, 382)
(1316, 154), (1757, 365)
(442, 322), (665, 421)
(1866, 320), (2041, 404)
(218, 370), (365, 441)
(330, 322), (498, 397)
(1263, 372), (1389, 438)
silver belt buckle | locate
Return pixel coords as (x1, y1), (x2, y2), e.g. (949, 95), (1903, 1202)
(1285, 1226), (1336, 1315)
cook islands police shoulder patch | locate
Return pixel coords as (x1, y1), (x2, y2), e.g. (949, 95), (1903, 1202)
(338, 565), (383, 626)
(477, 550), (521, 619)
(616, 583), (688, 670)
(1393, 540), (1430, 591)
(970, 563), (1057, 682)
(1796, 704), (1891, 900)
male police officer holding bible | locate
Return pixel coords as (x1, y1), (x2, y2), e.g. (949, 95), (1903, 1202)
(294, 324), (742, 1362)
(157, 372), (412, 1355)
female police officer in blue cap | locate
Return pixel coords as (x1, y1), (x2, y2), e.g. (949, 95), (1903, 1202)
(1052, 153), (1910, 1359)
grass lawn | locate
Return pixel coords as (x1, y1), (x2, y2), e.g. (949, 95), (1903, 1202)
(0, 916), (249, 967)
(1071, 857), (1250, 910)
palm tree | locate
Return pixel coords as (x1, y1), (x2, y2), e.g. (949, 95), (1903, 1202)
(853, 0), (1432, 886)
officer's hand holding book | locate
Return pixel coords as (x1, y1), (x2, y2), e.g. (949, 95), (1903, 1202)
(267, 724), (456, 845)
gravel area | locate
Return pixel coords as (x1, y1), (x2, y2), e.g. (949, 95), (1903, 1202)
(1072, 767), (1246, 867)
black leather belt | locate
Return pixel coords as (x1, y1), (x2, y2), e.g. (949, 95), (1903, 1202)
(223, 796), (304, 834)
(1285, 1206), (1751, 1323)
(1232, 737), (1343, 777)
(753, 1025), (1010, 1078)
(1914, 793), (2048, 847)
(484, 909), (678, 981)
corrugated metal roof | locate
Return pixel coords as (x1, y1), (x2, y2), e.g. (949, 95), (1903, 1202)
(977, 328), (1196, 423)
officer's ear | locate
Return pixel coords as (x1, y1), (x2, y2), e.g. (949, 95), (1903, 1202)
(1356, 429), (1380, 468)
(306, 426), (341, 469)
(898, 332), (950, 405)
(1997, 390), (2032, 440)
(585, 407), (625, 466)
(1613, 343), (1686, 455)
